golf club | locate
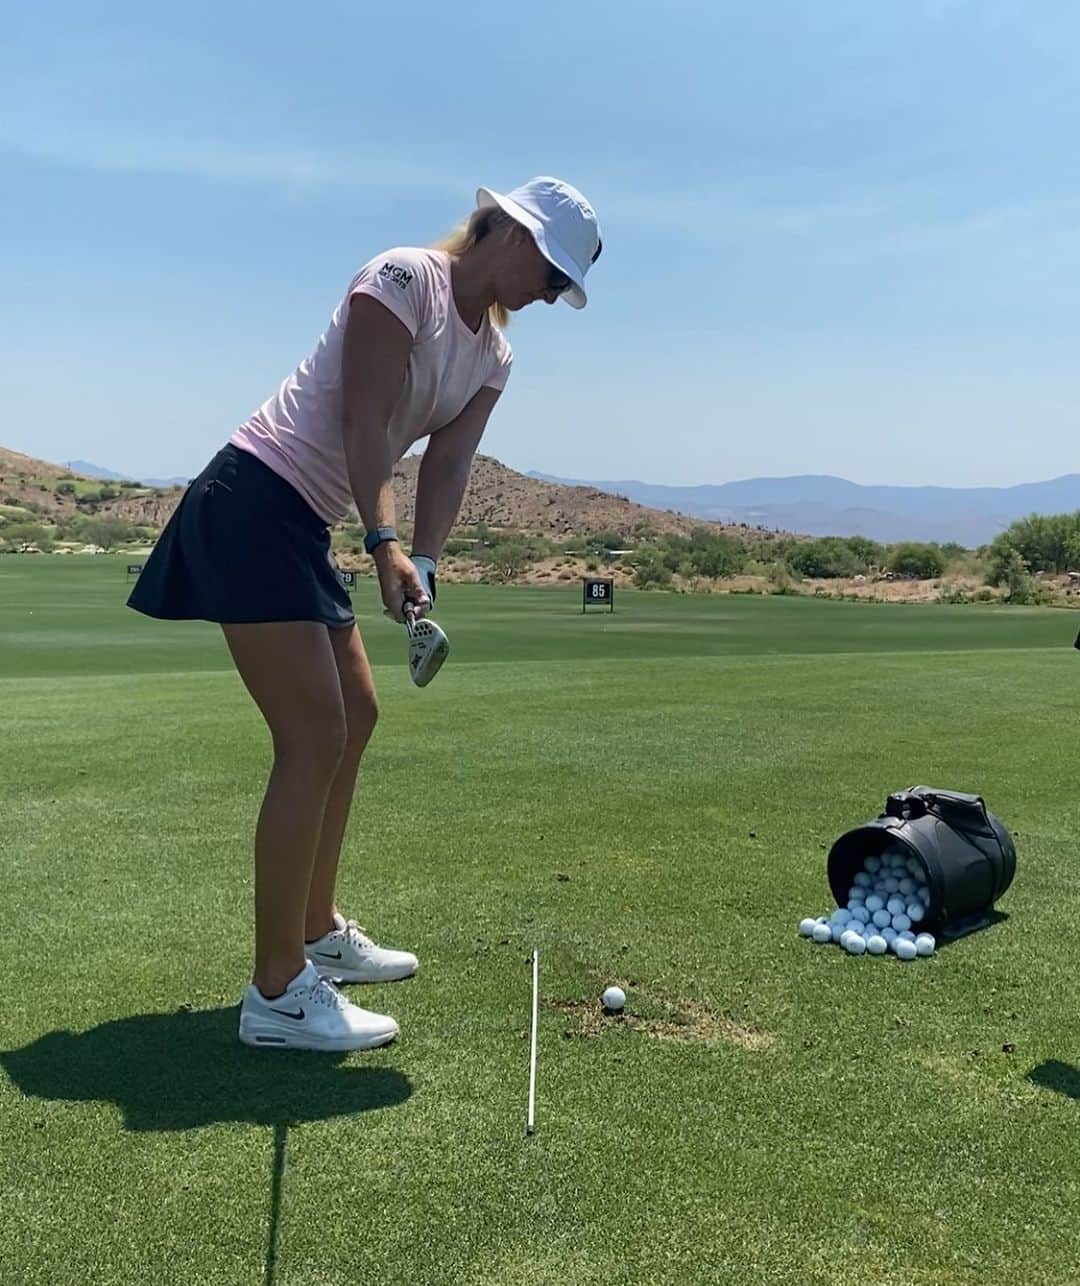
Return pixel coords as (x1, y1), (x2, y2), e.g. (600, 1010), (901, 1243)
(403, 600), (450, 687)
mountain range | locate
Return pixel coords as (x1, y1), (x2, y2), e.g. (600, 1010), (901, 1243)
(526, 471), (1080, 546)
(65, 460), (190, 489)
(39, 456), (1080, 547)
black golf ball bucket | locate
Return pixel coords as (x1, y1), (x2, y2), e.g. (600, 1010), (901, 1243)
(827, 787), (1016, 941)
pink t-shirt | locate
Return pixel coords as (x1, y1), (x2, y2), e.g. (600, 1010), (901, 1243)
(230, 247), (513, 524)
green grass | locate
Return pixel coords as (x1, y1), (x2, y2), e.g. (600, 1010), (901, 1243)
(2, 557), (1079, 1284)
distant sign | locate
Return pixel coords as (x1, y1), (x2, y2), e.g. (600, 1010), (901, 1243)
(126, 564), (144, 578)
(582, 577), (614, 614)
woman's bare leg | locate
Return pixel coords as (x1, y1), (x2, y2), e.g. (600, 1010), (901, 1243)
(304, 624), (379, 941)
(221, 621), (347, 997)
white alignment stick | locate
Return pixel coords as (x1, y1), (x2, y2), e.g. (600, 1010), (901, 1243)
(526, 948), (539, 1136)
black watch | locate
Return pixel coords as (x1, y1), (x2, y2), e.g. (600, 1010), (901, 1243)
(363, 526), (399, 555)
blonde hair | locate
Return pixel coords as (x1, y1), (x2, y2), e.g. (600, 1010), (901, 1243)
(431, 206), (515, 330)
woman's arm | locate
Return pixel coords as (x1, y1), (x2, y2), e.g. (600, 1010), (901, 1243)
(341, 294), (413, 533)
(341, 293), (427, 617)
(412, 386), (502, 559)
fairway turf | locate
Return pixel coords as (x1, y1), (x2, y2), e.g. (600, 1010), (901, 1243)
(2, 558), (1079, 1284)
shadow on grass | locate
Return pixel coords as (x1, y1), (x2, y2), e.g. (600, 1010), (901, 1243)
(0, 1006), (411, 1131)
(938, 907), (1009, 946)
(266, 1122), (289, 1286)
(1028, 1060), (1080, 1101)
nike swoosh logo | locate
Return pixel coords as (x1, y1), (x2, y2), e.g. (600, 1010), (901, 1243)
(315, 950), (342, 960)
(269, 1007), (306, 1020)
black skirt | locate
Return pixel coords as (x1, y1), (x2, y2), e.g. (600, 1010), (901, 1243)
(126, 443), (356, 628)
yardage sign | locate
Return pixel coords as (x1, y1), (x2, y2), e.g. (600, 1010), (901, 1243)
(341, 570), (358, 592)
(126, 564), (144, 579)
(582, 577), (614, 613)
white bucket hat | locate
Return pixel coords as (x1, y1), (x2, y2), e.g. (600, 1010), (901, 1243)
(475, 176), (602, 309)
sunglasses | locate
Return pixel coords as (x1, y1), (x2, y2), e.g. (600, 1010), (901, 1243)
(546, 238), (604, 295)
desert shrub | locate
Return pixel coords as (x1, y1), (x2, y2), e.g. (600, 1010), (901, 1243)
(74, 516), (135, 551)
(788, 538), (862, 579)
(582, 531), (625, 555)
(887, 542), (945, 579)
(845, 535), (886, 569)
(988, 512), (1080, 575)
(632, 552), (672, 588)
(989, 548), (1043, 603)
(1, 521), (54, 549)
(767, 562), (799, 595)
(481, 539), (540, 580)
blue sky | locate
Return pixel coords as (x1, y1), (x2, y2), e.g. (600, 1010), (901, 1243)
(3, 1), (1078, 487)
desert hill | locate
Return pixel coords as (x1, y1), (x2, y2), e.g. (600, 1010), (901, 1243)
(0, 445), (778, 543)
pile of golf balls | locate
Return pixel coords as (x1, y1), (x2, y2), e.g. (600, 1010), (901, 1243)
(798, 849), (936, 959)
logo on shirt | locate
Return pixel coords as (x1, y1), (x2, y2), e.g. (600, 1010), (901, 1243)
(379, 262), (413, 290)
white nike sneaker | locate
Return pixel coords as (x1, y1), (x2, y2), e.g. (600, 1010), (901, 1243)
(238, 960), (399, 1051)
(306, 913), (419, 985)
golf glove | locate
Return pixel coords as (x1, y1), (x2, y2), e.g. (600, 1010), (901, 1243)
(410, 554), (437, 605)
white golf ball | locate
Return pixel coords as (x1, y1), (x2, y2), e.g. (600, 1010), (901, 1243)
(812, 923), (832, 944)
(886, 896), (906, 916)
(895, 938), (917, 961)
(866, 935), (888, 955)
(865, 855), (882, 873)
(849, 905), (870, 924)
(881, 927), (898, 944)
(899, 878), (916, 896)
(844, 934), (867, 955)
(831, 923), (848, 943)
(847, 889), (865, 904)
(602, 986), (626, 1011)
(884, 877), (900, 893)
(917, 885), (931, 903)
(831, 908), (852, 926)
(907, 857), (923, 876)
(899, 930), (917, 942)
(799, 918), (818, 937)
(907, 902), (925, 923)
(871, 909), (891, 929)
(892, 913), (912, 933)
(865, 895), (885, 913)
(915, 934), (936, 957)
(853, 872), (871, 888)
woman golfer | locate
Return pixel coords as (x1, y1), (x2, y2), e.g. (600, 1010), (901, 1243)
(128, 177), (602, 1052)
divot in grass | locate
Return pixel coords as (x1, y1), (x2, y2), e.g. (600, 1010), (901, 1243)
(549, 987), (774, 1051)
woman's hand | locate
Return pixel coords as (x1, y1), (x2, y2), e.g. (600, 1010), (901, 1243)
(375, 544), (430, 623)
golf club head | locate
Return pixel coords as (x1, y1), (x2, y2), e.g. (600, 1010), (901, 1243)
(403, 602), (449, 687)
